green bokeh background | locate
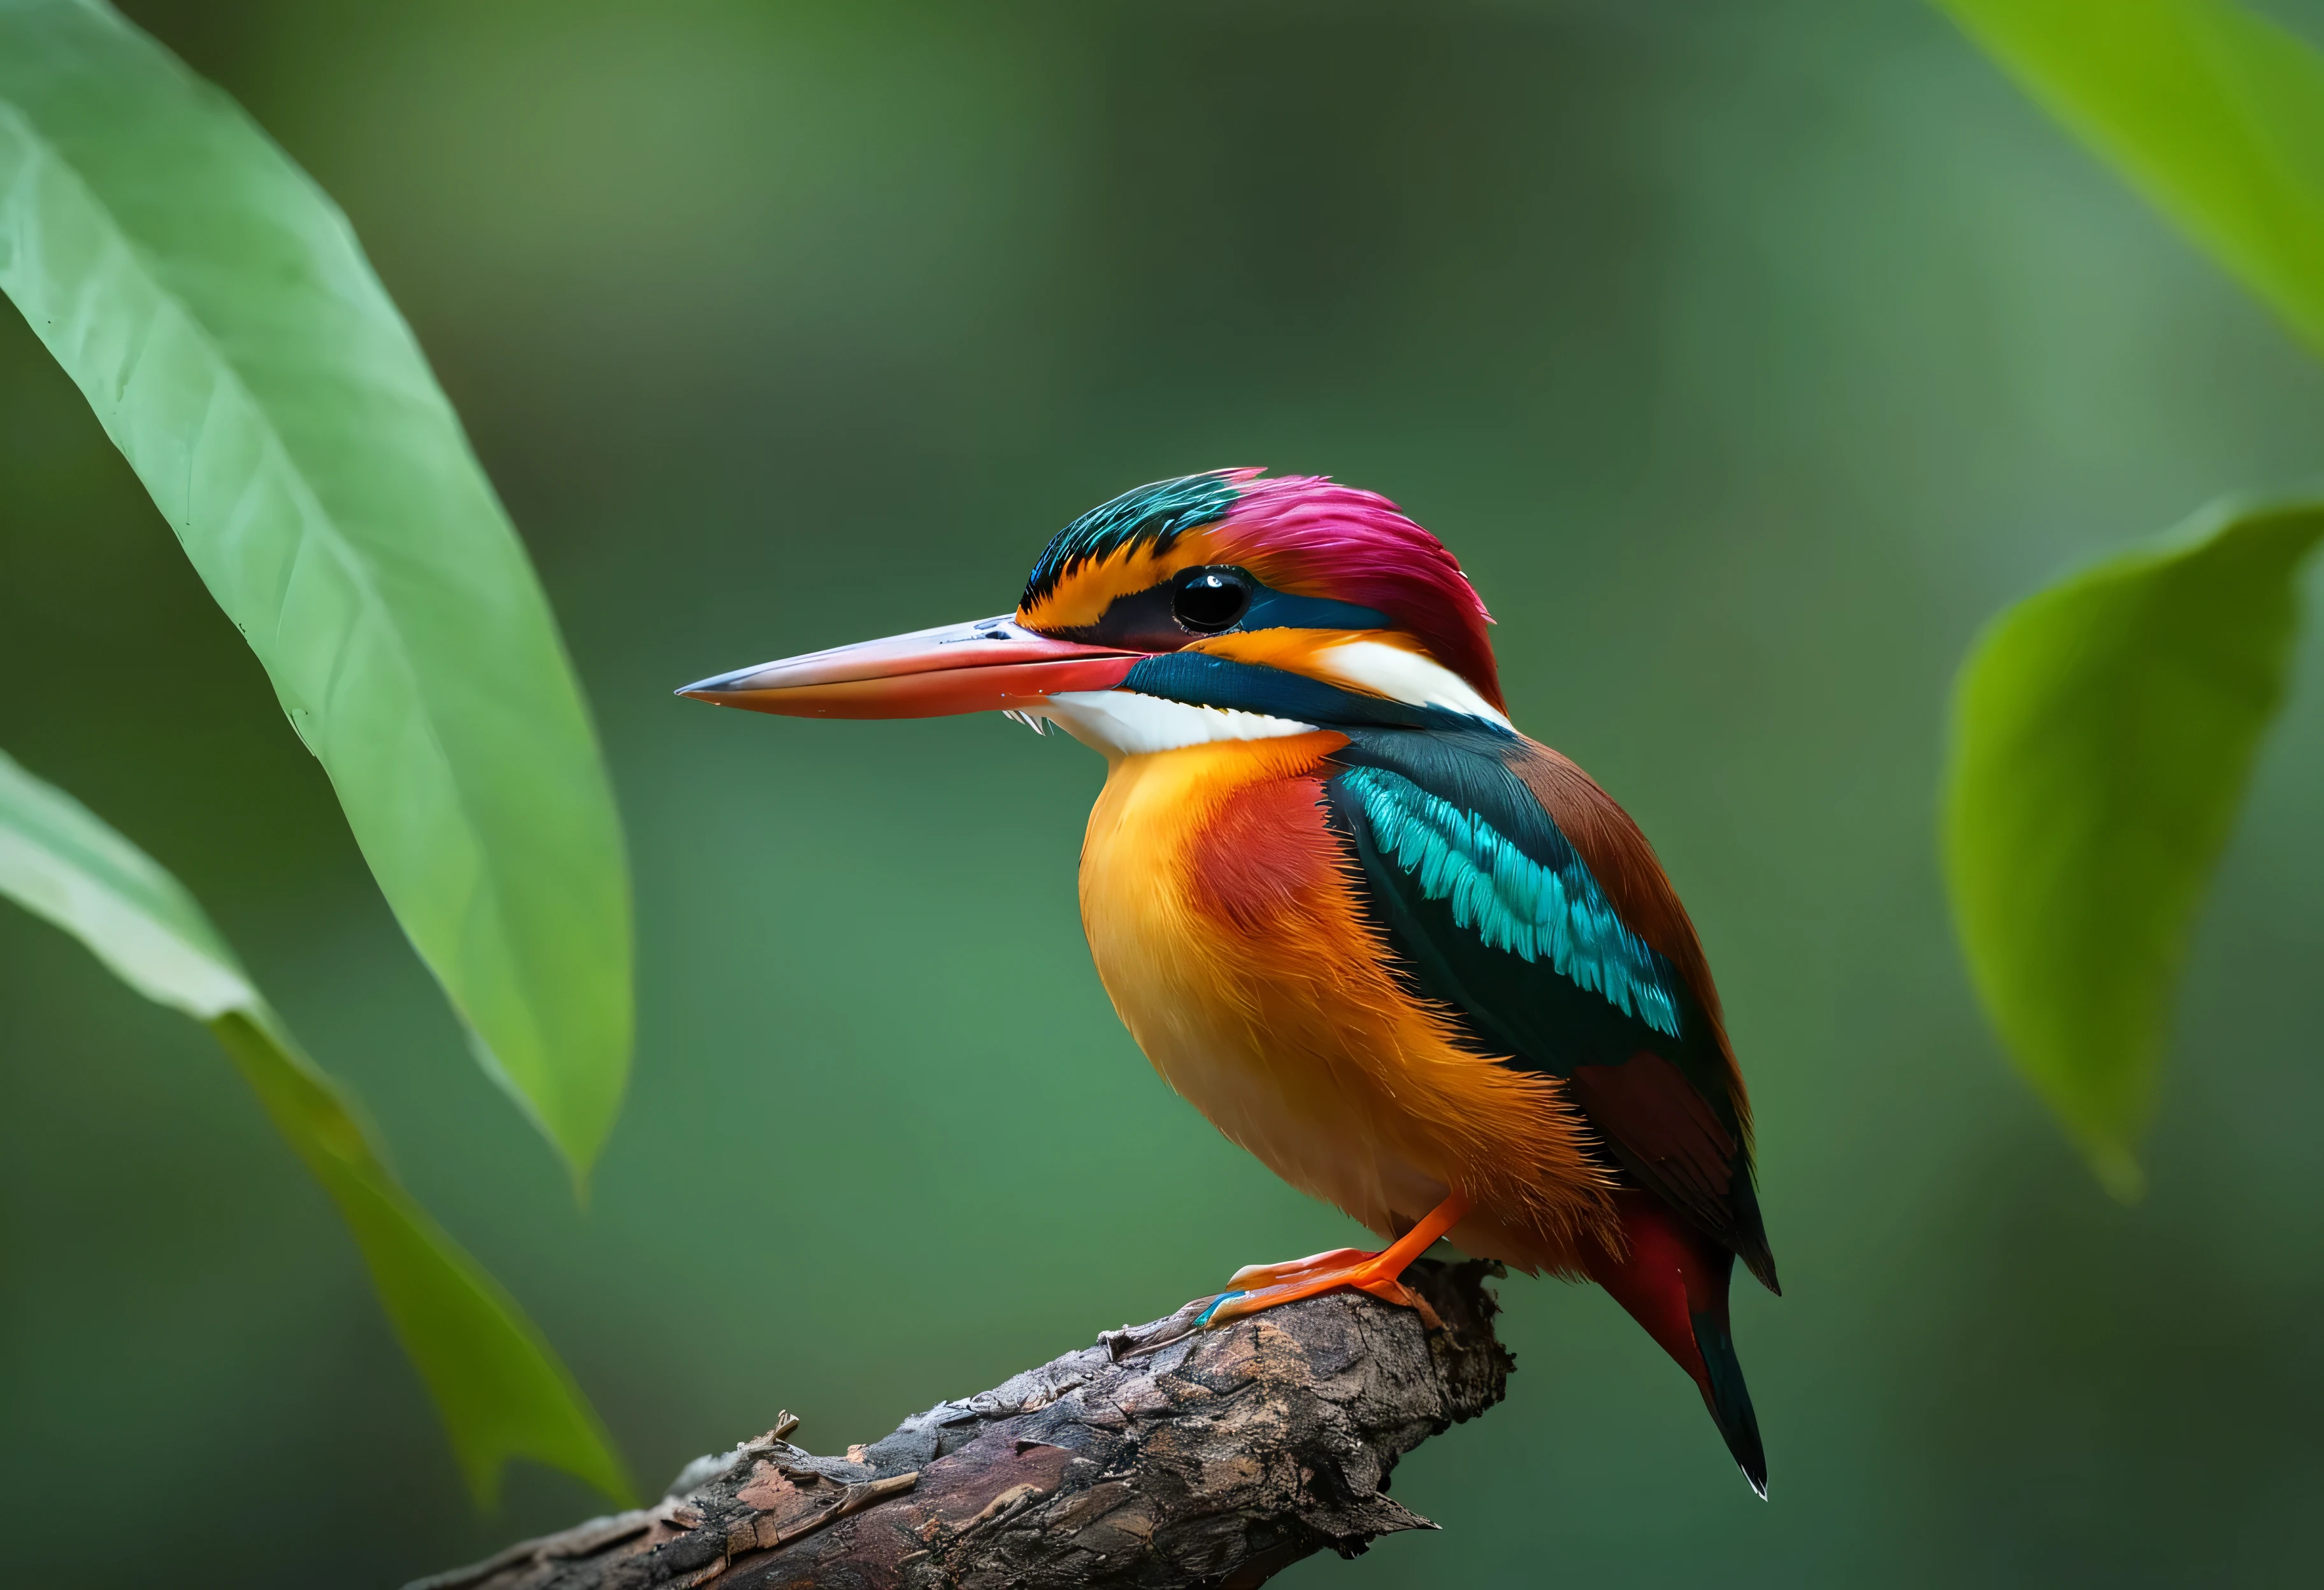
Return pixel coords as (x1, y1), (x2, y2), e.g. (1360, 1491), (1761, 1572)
(5, 1), (2323, 1584)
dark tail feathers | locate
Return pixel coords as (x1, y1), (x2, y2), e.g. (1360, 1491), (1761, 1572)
(1691, 1309), (1767, 1497)
(1583, 1190), (1769, 1498)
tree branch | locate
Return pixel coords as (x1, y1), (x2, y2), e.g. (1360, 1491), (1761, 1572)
(406, 1259), (1512, 1590)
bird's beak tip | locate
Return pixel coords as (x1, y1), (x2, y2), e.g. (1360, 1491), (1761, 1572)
(675, 666), (763, 703)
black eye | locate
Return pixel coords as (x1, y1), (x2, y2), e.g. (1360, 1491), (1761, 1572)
(1172, 569), (1252, 633)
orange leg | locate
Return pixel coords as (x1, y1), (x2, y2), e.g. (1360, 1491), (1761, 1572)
(1198, 1192), (1474, 1328)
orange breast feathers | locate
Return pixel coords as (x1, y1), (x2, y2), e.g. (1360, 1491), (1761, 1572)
(1076, 732), (1619, 1271)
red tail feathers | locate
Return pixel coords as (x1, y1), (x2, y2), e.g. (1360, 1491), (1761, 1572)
(1582, 1190), (1768, 1496)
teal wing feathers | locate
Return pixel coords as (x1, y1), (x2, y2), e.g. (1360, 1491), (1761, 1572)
(1335, 763), (1684, 1039)
(1324, 727), (1777, 1293)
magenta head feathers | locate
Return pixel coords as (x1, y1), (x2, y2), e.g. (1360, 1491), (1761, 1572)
(1016, 469), (1503, 710)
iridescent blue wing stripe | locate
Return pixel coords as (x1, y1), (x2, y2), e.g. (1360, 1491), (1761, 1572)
(1337, 763), (1683, 1037)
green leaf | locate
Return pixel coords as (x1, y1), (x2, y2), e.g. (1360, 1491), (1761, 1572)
(0, 746), (632, 1508)
(0, 0), (630, 1176)
(1942, 501), (2324, 1198)
(1938, 0), (2324, 357)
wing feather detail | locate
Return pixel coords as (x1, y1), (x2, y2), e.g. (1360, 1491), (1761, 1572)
(1505, 743), (1733, 1052)
(1336, 765), (1683, 1038)
(1324, 731), (1778, 1293)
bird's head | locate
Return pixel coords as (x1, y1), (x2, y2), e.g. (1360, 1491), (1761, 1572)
(679, 469), (1509, 754)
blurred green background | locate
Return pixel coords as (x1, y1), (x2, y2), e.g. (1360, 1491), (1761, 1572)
(4, 1), (2322, 1583)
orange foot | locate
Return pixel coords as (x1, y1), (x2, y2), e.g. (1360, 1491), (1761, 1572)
(1197, 1193), (1473, 1329)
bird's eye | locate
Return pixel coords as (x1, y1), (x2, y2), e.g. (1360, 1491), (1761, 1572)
(1172, 569), (1252, 633)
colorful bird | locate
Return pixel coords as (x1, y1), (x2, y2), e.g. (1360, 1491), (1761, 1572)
(681, 469), (1777, 1494)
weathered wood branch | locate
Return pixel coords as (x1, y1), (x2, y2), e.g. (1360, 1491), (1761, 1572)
(408, 1259), (1512, 1590)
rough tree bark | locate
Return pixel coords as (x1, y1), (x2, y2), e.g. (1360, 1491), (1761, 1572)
(407, 1259), (1512, 1590)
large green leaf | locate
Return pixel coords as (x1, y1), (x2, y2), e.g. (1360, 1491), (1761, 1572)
(1939, 0), (2324, 357)
(1942, 502), (2324, 1197)
(0, 0), (629, 1175)
(0, 746), (631, 1507)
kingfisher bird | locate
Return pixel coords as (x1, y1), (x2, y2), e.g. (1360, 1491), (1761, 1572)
(680, 469), (1777, 1494)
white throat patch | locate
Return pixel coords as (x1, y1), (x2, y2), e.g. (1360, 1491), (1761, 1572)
(1028, 691), (1317, 757)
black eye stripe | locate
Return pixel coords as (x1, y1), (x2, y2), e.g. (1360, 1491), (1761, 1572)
(1038, 568), (1396, 652)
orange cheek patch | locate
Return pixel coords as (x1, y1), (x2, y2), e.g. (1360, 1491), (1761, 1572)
(1185, 773), (1340, 935)
(1182, 629), (1342, 673)
(1185, 629), (1440, 698)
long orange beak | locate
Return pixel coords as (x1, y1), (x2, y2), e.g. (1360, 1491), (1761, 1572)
(676, 615), (1144, 719)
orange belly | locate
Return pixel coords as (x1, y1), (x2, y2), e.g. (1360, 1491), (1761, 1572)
(1076, 731), (1617, 1272)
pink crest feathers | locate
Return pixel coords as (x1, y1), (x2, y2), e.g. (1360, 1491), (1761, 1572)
(1213, 470), (1503, 710)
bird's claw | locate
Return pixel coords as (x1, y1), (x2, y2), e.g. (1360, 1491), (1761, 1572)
(1196, 1254), (1444, 1331)
(1224, 1247), (1370, 1291)
(1198, 1194), (1470, 1332)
